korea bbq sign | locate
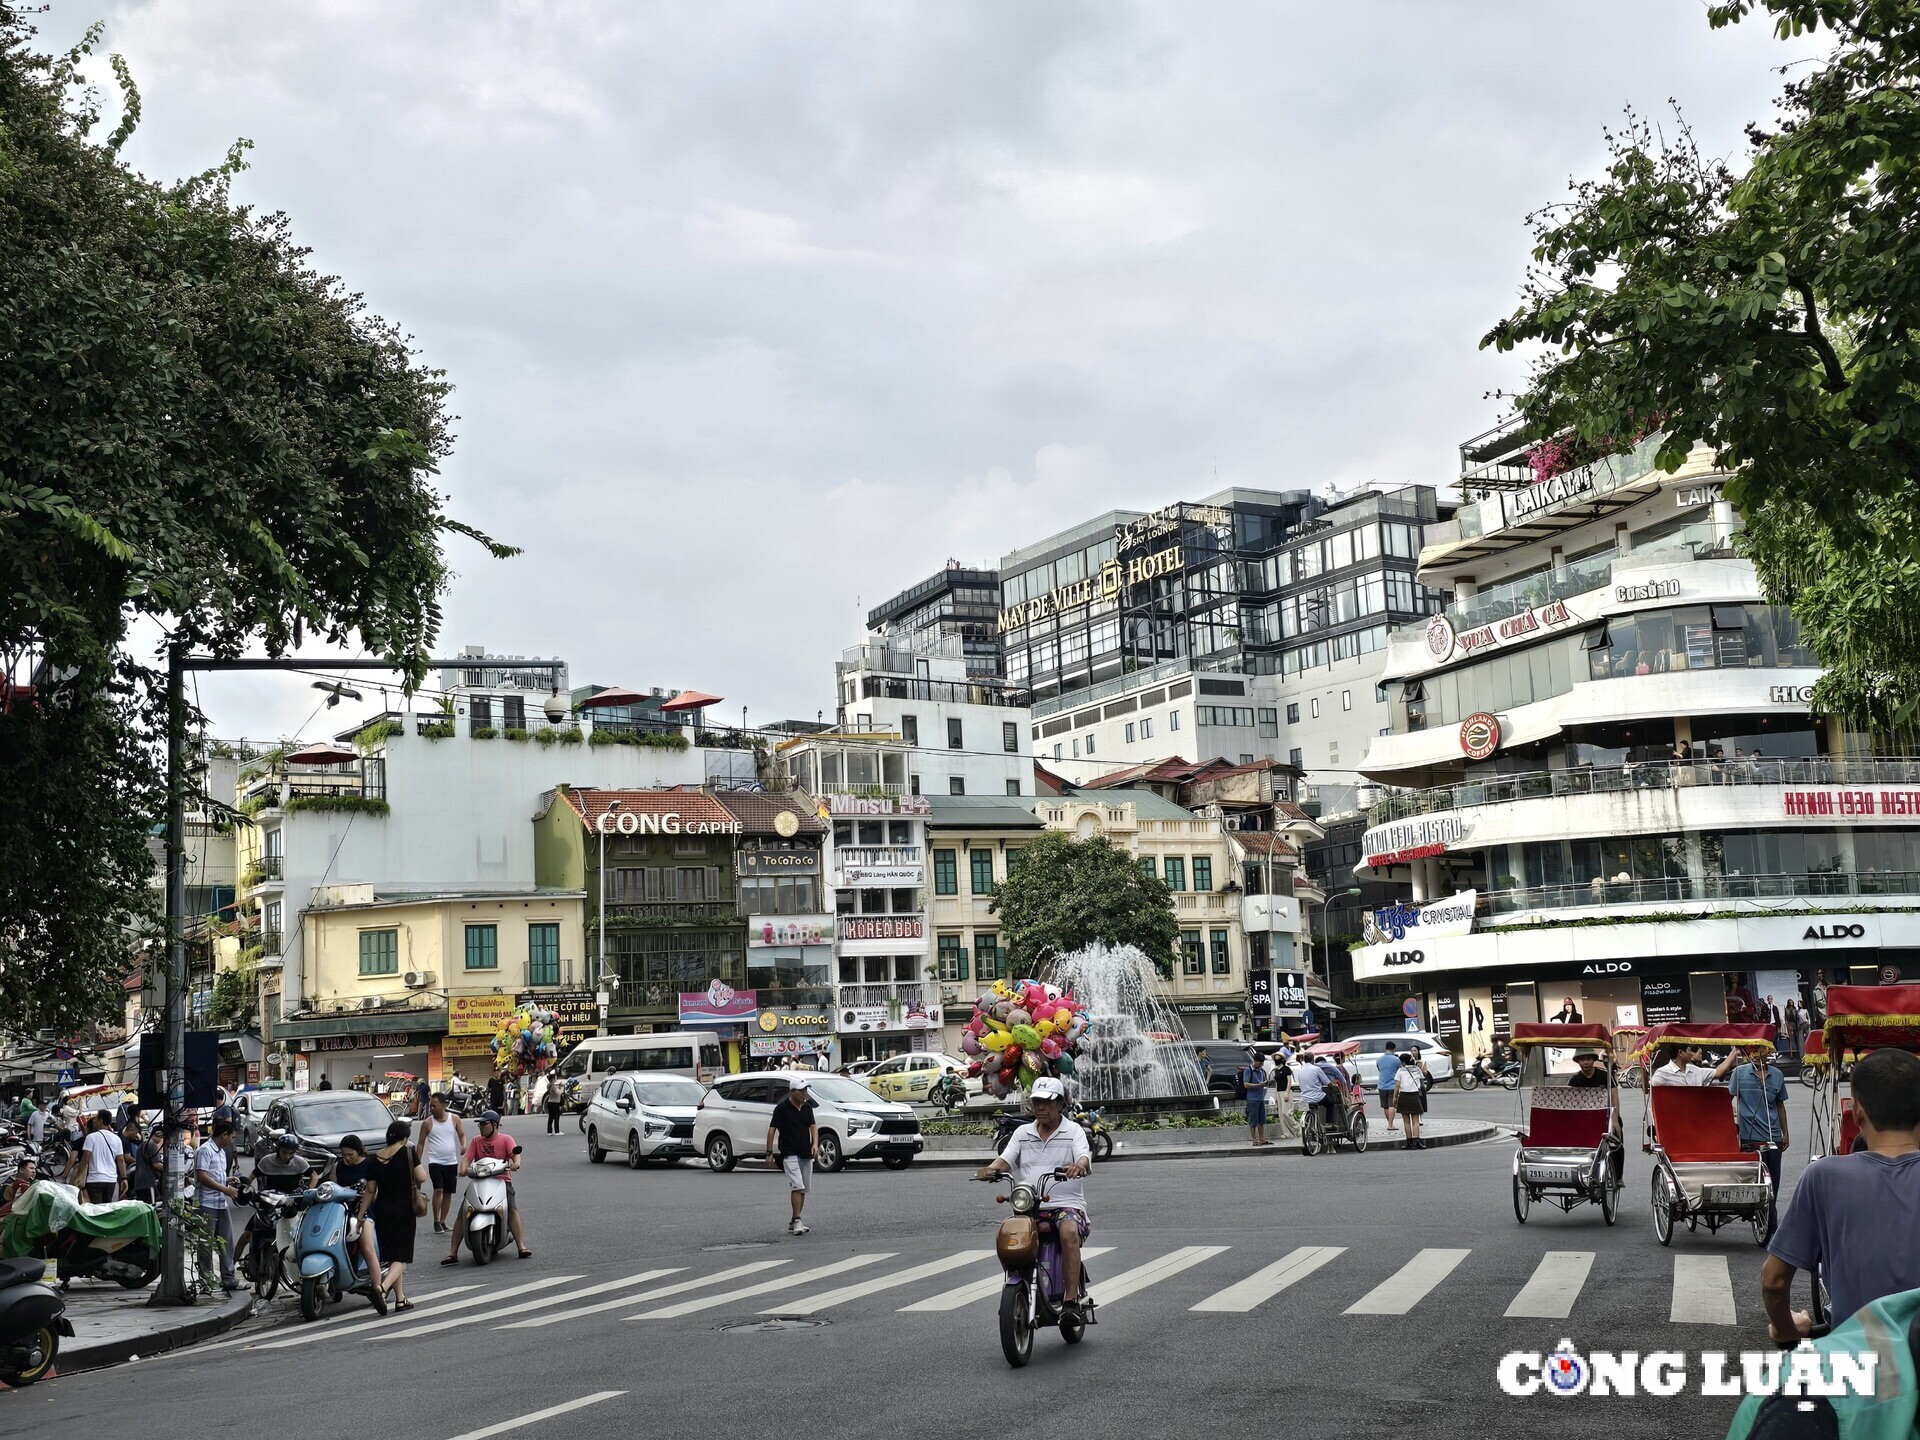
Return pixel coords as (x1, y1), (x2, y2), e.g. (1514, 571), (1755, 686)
(1783, 788), (1920, 820)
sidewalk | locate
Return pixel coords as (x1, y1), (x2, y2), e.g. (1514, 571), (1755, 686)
(48, 1282), (254, 1376)
(915, 1114), (1506, 1166)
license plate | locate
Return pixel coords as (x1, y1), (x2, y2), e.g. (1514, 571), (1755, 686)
(1706, 1185), (1768, 1206)
(1527, 1167), (1575, 1183)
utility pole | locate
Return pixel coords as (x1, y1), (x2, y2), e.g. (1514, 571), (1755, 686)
(597, 800), (620, 1036)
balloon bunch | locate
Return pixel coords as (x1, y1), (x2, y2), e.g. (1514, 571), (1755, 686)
(958, 978), (1090, 1099)
(492, 1004), (560, 1077)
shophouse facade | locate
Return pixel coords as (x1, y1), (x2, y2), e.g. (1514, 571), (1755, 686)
(1350, 422), (1909, 1058)
(834, 636), (1031, 797)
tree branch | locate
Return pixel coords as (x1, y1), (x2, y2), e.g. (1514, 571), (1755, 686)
(1792, 280), (1851, 393)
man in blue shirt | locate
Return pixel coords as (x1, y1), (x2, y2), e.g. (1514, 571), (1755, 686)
(1293, 1056), (1342, 1145)
(1729, 1048), (1789, 1226)
(1375, 1043), (1402, 1128)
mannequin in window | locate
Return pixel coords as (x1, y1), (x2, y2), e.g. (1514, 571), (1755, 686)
(1552, 998), (1584, 1025)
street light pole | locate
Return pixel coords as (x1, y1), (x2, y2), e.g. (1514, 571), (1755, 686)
(598, 800), (620, 1037)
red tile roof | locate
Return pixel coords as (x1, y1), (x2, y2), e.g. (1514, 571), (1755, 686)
(1233, 831), (1301, 861)
(713, 792), (826, 836)
(559, 787), (734, 829)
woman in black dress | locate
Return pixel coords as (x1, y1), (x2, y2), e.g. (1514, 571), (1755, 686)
(366, 1120), (424, 1310)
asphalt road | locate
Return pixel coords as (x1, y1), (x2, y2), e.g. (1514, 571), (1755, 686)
(2, 1083), (1828, 1440)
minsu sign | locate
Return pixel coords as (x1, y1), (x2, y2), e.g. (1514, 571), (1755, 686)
(595, 811), (742, 836)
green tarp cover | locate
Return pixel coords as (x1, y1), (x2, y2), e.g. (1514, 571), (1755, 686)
(0, 1181), (162, 1257)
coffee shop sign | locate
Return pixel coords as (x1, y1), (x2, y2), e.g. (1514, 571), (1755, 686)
(595, 811), (741, 836)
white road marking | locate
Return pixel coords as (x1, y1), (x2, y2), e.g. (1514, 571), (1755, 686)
(495, 1261), (789, 1330)
(387, 1268), (681, 1338)
(444, 1390), (625, 1440)
(1505, 1251), (1595, 1319)
(898, 1247), (1116, 1312)
(1191, 1246), (1347, 1312)
(1343, 1248), (1472, 1315)
(629, 1254), (894, 1319)
(251, 1275), (579, 1350)
(769, 1251), (994, 1314)
(159, 1285), (483, 1358)
(1670, 1254), (1738, 1325)
(1093, 1245), (1231, 1306)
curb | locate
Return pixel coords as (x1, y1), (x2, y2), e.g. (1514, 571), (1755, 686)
(60, 1291), (255, 1375)
(910, 1120), (1506, 1167)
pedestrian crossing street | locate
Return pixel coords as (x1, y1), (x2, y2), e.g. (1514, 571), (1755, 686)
(214, 1238), (1768, 1354)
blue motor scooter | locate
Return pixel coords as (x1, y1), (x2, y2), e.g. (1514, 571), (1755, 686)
(293, 1182), (387, 1322)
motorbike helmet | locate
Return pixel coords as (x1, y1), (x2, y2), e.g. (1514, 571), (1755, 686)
(273, 1132), (300, 1152)
(480, 1109), (501, 1125)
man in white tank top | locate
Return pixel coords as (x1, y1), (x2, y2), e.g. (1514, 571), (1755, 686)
(418, 1095), (466, 1234)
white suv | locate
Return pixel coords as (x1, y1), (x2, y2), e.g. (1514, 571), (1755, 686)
(583, 1073), (705, 1169)
(1345, 1032), (1457, 1089)
(695, 1072), (924, 1172)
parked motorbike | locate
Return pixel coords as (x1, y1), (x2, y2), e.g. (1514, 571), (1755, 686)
(292, 1182), (386, 1322)
(928, 1074), (969, 1114)
(1071, 1107), (1115, 1161)
(462, 1157), (512, 1265)
(14, 1188), (162, 1291)
(976, 1167), (1094, 1367)
(237, 1183), (307, 1301)
(0, 1257), (71, 1387)
(990, 1111), (1023, 1156)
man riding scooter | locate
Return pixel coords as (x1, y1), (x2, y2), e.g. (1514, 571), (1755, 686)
(442, 1111), (530, 1265)
(974, 1078), (1093, 1321)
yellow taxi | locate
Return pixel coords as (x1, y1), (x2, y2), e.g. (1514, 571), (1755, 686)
(863, 1052), (973, 1102)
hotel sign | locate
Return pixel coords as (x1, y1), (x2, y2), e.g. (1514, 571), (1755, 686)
(997, 545), (1186, 632)
(1116, 502), (1231, 554)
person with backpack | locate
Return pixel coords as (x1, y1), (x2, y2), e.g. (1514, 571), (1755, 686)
(1242, 1051), (1271, 1147)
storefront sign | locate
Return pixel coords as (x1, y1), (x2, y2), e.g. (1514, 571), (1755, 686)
(1451, 600), (1575, 662)
(519, 989), (598, 1045)
(838, 915), (925, 942)
(1459, 712), (1501, 760)
(1172, 1001), (1245, 1016)
(1804, 922), (1869, 943)
(1432, 991), (1461, 1040)
(1424, 615), (1457, 663)
(449, 995), (515, 1035)
(441, 1034), (494, 1059)
(1640, 977), (1690, 1025)
(1379, 950), (1426, 969)
(1362, 813), (1472, 867)
(747, 915), (832, 947)
(305, 1032), (418, 1053)
(1783, 788), (1920, 819)
(1615, 577), (1681, 604)
(837, 1006), (890, 1033)
(839, 865), (924, 887)
(736, 848), (819, 877)
(1676, 483), (1724, 509)
(757, 1006), (833, 1035)
(1273, 971), (1307, 1014)
(902, 1000), (942, 1030)
(1363, 891), (1477, 946)
(750, 1037), (831, 1058)
(677, 982), (759, 1024)
(1501, 470), (1597, 527)
(1249, 972), (1272, 1021)
(595, 810), (741, 836)
(1769, 685), (1816, 705)
(1491, 986), (1511, 1039)
(820, 794), (932, 817)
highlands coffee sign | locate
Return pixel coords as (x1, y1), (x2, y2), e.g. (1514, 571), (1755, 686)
(998, 546), (1186, 631)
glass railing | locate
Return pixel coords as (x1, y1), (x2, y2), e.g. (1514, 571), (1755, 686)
(1443, 551), (1616, 633)
(1366, 754), (1920, 828)
(1483, 870), (1920, 917)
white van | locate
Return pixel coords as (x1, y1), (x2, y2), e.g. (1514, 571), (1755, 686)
(554, 1033), (726, 1104)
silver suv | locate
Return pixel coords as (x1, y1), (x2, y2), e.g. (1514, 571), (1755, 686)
(1344, 1032), (1456, 1089)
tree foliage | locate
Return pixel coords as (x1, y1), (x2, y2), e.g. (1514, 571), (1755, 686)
(1483, 0), (1920, 726)
(990, 831), (1180, 979)
(0, 9), (505, 1031)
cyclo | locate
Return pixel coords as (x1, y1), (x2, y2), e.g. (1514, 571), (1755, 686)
(1636, 1021), (1776, 1247)
(1509, 1022), (1625, 1226)
(1298, 1041), (1369, 1156)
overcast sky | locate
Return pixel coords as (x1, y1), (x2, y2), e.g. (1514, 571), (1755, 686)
(49, 1), (1801, 743)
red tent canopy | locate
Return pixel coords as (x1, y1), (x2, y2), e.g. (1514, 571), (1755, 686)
(1632, 1022), (1776, 1060)
(1823, 984), (1920, 1051)
(286, 744), (358, 765)
(660, 690), (723, 713)
(577, 687), (649, 711)
(1509, 1022), (1613, 1049)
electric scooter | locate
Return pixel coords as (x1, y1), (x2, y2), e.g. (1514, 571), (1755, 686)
(463, 1157), (512, 1265)
(292, 1182), (387, 1321)
(0, 1258), (70, 1387)
(976, 1167), (1095, 1367)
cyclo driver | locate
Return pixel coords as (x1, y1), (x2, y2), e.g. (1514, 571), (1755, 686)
(973, 1077), (1094, 1320)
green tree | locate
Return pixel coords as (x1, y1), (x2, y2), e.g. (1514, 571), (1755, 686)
(1483, 0), (1920, 727)
(990, 831), (1179, 979)
(0, 11), (510, 1032)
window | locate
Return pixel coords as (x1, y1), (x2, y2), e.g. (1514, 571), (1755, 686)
(1071, 738), (1080, 759)
(910, 773), (922, 795)
(932, 849), (958, 894)
(1006, 779), (1021, 796)
(1289, 747), (1303, 769)
(1193, 856), (1212, 891)
(975, 933), (1001, 982)
(358, 929), (398, 976)
(1181, 930), (1204, 975)
(264, 899), (283, 935)
(1210, 929), (1231, 975)
(936, 934), (967, 982)
(1169, 711), (1180, 732)
(502, 695), (525, 730)
(1164, 857), (1186, 891)
(970, 850), (996, 895)
(1125, 723), (1136, 743)
(1286, 703), (1299, 725)
(470, 697), (492, 730)
(949, 776), (966, 795)
(1240, 753), (1255, 764)
(1138, 858), (1158, 881)
(901, 714), (919, 746)
(947, 718), (963, 750)
(1310, 698), (1320, 719)
(528, 923), (560, 986)
(1053, 744), (1063, 761)
(1257, 708), (1278, 738)
(1086, 734), (1096, 755)
(1002, 722), (1018, 753)
(1006, 848), (1025, 875)
(1141, 717), (1153, 739)
(1342, 690), (1352, 711)
(465, 924), (498, 970)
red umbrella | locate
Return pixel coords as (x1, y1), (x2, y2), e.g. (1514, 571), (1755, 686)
(660, 690), (723, 713)
(577, 687), (649, 711)
(286, 744), (359, 765)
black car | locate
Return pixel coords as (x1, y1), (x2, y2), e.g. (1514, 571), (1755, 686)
(1195, 1044), (1259, 1099)
(251, 1091), (398, 1168)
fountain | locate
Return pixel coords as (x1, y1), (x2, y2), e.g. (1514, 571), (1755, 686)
(1047, 943), (1209, 1105)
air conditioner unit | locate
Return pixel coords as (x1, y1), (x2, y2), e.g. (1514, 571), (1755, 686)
(359, 996), (382, 1011)
(404, 970), (436, 989)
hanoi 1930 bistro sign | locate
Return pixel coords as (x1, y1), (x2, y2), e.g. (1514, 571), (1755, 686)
(1362, 813), (1472, 867)
(1783, 788), (1920, 819)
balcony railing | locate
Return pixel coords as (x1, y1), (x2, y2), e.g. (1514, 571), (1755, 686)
(1483, 870), (1920, 919)
(258, 855), (283, 880)
(1366, 754), (1920, 828)
(838, 846), (923, 868)
(835, 982), (929, 1007)
(261, 929), (283, 956)
(604, 901), (737, 924)
(607, 979), (834, 1012)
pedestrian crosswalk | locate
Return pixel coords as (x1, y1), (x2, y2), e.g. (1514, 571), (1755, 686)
(221, 1238), (1761, 1354)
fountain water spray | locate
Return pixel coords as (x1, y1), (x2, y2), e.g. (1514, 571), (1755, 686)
(1047, 942), (1207, 1102)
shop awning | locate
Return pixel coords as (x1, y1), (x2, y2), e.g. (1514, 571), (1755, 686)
(273, 1009), (447, 1041)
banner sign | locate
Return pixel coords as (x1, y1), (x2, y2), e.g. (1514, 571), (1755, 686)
(678, 981), (758, 1024)
(518, 989), (598, 1044)
(838, 1006), (890, 1033)
(1362, 891), (1476, 946)
(750, 1037), (832, 1058)
(1249, 972), (1272, 1021)
(1273, 971), (1308, 1015)
(840, 865), (924, 886)
(450, 995), (516, 1036)
(748, 916), (832, 948)
(1491, 987), (1511, 1039)
(441, 1035), (494, 1059)
(1432, 990), (1461, 1040)
(1640, 976), (1691, 1025)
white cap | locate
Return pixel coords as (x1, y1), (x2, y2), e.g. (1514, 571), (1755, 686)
(1030, 1077), (1067, 1101)
(790, 1074), (811, 1090)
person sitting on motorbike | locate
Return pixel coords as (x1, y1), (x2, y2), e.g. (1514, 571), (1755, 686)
(331, 1135), (383, 1281)
(973, 1077), (1093, 1320)
(443, 1110), (529, 1264)
(0, 1155), (36, 1217)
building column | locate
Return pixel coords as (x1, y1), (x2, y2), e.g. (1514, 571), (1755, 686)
(1615, 521), (1632, 556)
(1712, 498), (1737, 549)
(1409, 859), (1429, 903)
(1549, 545), (1565, 579)
(1453, 577), (1478, 603)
